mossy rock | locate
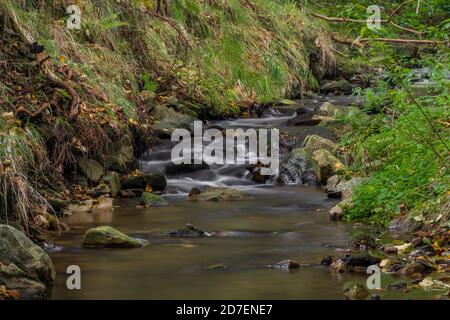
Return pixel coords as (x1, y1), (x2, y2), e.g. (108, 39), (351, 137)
(78, 159), (104, 183)
(82, 226), (145, 248)
(189, 187), (253, 202)
(140, 192), (170, 207)
(153, 113), (197, 137)
(150, 105), (178, 121)
(311, 149), (345, 184)
(102, 171), (121, 198)
(0, 225), (55, 296)
(303, 134), (339, 156)
(121, 173), (167, 191)
(343, 282), (369, 300)
(104, 145), (135, 173)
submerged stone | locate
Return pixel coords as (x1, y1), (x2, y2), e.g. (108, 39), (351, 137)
(140, 192), (170, 207)
(188, 187), (253, 202)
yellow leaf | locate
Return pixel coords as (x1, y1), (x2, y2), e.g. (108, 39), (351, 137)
(59, 56), (65, 63)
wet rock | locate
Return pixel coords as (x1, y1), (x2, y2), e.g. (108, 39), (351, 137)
(153, 113), (197, 137)
(246, 165), (270, 184)
(311, 149), (345, 184)
(303, 134), (338, 156)
(343, 282), (369, 300)
(188, 187), (253, 202)
(82, 226), (145, 248)
(387, 281), (407, 291)
(279, 147), (317, 185)
(321, 256), (335, 266)
(267, 260), (301, 270)
(330, 258), (351, 273)
(166, 223), (215, 238)
(121, 173), (167, 191)
(104, 145), (135, 173)
(344, 254), (380, 267)
(0, 225), (55, 297)
(88, 183), (111, 198)
(327, 177), (365, 200)
(118, 189), (137, 198)
(102, 172), (121, 198)
(188, 187), (201, 197)
(140, 192), (170, 207)
(165, 162), (209, 175)
(78, 159), (104, 183)
(321, 80), (353, 95)
(286, 109), (321, 126)
(329, 205), (343, 221)
(325, 175), (341, 193)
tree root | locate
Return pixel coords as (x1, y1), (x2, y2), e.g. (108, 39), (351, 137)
(2, 7), (80, 121)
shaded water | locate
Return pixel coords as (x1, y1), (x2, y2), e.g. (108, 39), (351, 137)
(48, 95), (429, 299)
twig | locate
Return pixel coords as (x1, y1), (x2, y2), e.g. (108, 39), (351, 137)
(403, 85), (450, 153)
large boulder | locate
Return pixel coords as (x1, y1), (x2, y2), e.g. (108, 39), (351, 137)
(140, 192), (170, 207)
(121, 173), (167, 191)
(311, 149), (345, 184)
(278, 147), (317, 185)
(104, 145), (135, 173)
(77, 159), (104, 183)
(153, 113), (197, 137)
(0, 225), (55, 297)
(82, 226), (145, 248)
(303, 134), (339, 156)
(189, 187), (253, 202)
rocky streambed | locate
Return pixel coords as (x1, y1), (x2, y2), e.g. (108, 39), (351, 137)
(1, 87), (448, 300)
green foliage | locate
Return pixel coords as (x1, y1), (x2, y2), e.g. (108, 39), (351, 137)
(340, 55), (450, 225)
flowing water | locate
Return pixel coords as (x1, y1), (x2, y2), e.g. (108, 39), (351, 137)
(48, 95), (429, 300)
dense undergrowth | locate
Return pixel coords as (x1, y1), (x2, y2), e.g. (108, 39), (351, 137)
(339, 52), (449, 227)
(0, 0), (335, 228)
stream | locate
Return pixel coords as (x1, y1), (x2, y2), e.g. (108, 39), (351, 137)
(47, 95), (430, 300)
